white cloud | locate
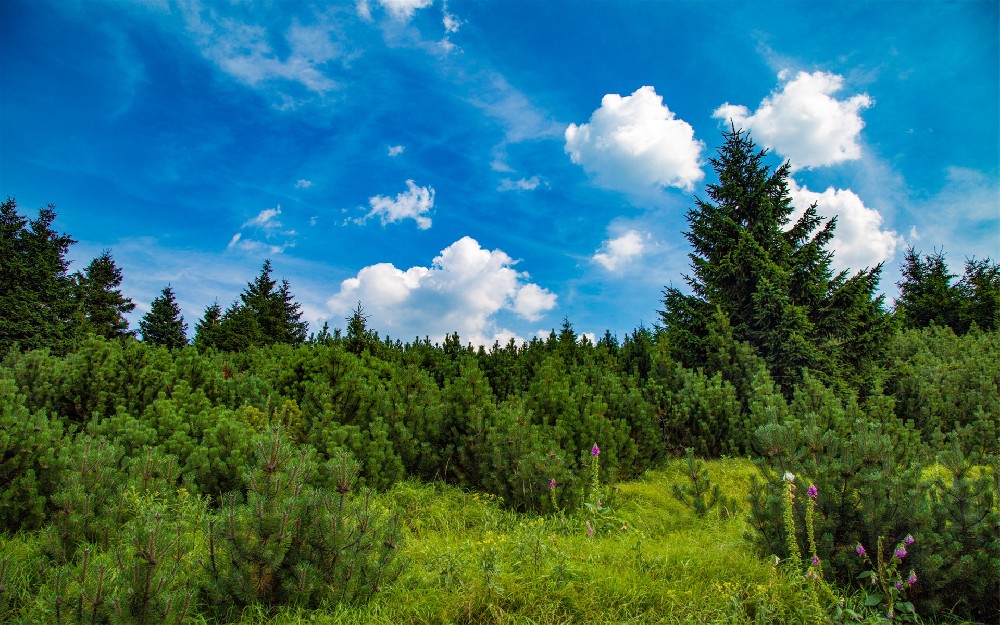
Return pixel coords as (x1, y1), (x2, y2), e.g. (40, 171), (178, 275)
(787, 179), (903, 273)
(379, 0), (434, 21)
(443, 7), (461, 33)
(356, 0), (373, 21)
(363, 180), (435, 229)
(327, 236), (556, 346)
(593, 229), (648, 272)
(242, 206), (282, 231)
(714, 71), (872, 169)
(498, 176), (543, 192)
(226, 232), (291, 256)
(565, 86), (705, 195)
(387, 144), (405, 157)
(294, 179), (313, 189)
(181, 8), (341, 95)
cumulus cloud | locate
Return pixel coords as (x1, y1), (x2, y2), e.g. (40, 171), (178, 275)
(294, 179), (313, 189)
(593, 230), (648, 272)
(387, 144), (405, 157)
(498, 176), (543, 192)
(362, 180), (435, 229)
(787, 179), (903, 274)
(714, 71), (872, 169)
(327, 236), (556, 346)
(565, 86), (705, 194)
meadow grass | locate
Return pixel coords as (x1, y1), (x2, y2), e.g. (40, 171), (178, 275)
(224, 458), (833, 624)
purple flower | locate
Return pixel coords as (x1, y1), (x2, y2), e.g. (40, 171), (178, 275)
(549, 478), (557, 489)
(811, 556), (820, 566)
(856, 543), (866, 557)
(807, 484), (818, 499)
(904, 534), (915, 545)
(907, 570), (918, 585)
(586, 520), (594, 537)
(591, 443), (600, 457)
(887, 609), (894, 619)
(894, 581), (903, 590)
(871, 574), (877, 586)
(894, 546), (907, 559)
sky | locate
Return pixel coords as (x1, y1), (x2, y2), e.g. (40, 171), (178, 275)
(1, 0), (998, 347)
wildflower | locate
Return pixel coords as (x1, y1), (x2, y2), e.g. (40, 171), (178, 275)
(894, 581), (903, 590)
(887, 608), (894, 619)
(894, 546), (907, 559)
(807, 484), (818, 499)
(549, 478), (556, 489)
(904, 534), (915, 545)
(811, 556), (820, 566)
(783, 471), (795, 483)
(856, 543), (866, 557)
(586, 520), (594, 537)
(907, 570), (917, 585)
(591, 443), (600, 457)
(871, 573), (877, 586)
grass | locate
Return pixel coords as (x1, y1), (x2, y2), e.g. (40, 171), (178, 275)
(224, 458), (833, 624)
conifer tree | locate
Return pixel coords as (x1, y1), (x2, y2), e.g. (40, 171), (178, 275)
(193, 301), (223, 350)
(237, 260), (307, 346)
(659, 127), (890, 393)
(0, 197), (78, 352)
(74, 250), (135, 339)
(139, 285), (188, 348)
(894, 247), (961, 331)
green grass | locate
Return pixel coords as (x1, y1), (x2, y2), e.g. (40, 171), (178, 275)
(223, 458), (833, 624)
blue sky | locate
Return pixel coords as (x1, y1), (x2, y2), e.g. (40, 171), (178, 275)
(2, 0), (997, 346)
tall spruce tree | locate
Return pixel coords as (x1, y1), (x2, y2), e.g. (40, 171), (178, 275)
(193, 301), (223, 350)
(895, 248), (999, 333)
(239, 260), (307, 346)
(74, 250), (135, 339)
(659, 127), (890, 393)
(0, 198), (78, 352)
(139, 285), (188, 348)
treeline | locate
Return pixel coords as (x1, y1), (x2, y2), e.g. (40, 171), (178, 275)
(2, 128), (998, 621)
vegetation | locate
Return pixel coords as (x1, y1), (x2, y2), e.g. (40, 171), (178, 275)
(1, 127), (997, 623)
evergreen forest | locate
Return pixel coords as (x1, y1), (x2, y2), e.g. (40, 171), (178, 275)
(1, 129), (997, 624)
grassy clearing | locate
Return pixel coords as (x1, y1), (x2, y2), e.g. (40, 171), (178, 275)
(223, 458), (833, 624)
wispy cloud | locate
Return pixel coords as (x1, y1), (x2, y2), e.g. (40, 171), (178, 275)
(387, 144), (405, 157)
(498, 176), (544, 192)
(294, 179), (314, 189)
(242, 206), (283, 231)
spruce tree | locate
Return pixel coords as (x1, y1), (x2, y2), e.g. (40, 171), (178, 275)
(659, 127), (890, 393)
(238, 260), (307, 346)
(193, 301), (223, 350)
(139, 285), (188, 348)
(74, 250), (135, 339)
(894, 247), (961, 331)
(0, 197), (78, 352)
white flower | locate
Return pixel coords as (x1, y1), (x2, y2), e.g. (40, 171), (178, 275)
(783, 472), (796, 483)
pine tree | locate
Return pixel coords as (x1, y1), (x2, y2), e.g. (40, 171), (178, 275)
(74, 250), (135, 339)
(0, 197), (78, 352)
(659, 127), (890, 393)
(139, 285), (188, 348)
